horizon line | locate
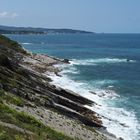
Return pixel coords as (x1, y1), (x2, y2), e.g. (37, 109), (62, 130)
(0, 24), (140, 34)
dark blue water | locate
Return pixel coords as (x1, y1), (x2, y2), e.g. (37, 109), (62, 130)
(7, 34), (140, 140)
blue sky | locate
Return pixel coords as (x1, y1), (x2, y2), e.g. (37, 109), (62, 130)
(0, 0), (140, 33)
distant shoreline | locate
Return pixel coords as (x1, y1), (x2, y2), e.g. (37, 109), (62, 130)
(0, 25), (94, 35)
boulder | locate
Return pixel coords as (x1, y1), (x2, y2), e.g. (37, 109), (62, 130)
(63, 59), (70, 64)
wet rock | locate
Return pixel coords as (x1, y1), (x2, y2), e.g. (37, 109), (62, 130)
(90, 91), (97, 95)
(119, 137), (124, 140)
(63, 59), (70, 64)
(54, 71), (62, 77)
(119, 123), (129, 127)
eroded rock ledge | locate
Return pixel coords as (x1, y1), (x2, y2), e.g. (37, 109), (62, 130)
(0, 34), (118, 140)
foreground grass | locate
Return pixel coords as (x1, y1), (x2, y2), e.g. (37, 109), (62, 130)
(0, 90), (76, 140)
(0, 90), (25, 107)
(0, 125), (29, 140)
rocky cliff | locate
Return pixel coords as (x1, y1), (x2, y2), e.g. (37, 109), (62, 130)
(0, 34), (116, 140)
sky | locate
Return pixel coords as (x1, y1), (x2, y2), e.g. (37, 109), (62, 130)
(0, 0), (140, 33)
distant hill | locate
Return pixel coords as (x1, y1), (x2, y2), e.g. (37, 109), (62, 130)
(0, 25), (93, 34)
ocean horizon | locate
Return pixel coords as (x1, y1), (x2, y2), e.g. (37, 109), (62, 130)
(7, 33), (140, 140)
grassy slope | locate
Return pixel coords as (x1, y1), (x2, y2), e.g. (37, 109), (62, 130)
(0, 34), (77, 140)
(0, 91), (75, 140)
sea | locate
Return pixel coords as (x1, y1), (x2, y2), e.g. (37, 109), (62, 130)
(7, 33), (140, 140)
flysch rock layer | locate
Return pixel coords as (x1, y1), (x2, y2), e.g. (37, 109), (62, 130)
(0, 35), (119, 140)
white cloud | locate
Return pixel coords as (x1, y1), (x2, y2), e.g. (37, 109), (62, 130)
(0, 11), (18, 18)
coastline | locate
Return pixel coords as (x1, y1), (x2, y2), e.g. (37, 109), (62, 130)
(0, 34), (118, 140)
(21, 51), (118, 140)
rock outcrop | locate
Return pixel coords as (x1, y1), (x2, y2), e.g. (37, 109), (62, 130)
(0, 34), (117, 140)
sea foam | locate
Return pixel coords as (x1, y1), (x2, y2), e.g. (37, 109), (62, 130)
(70, 58), (136, 66)
(21, 42), (32, 45)
(48, 61), (139, 140)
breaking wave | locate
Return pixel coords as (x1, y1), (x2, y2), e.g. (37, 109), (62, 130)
(21, 42), (32, 45)
(70, 58), (136, 66)
(47, 63), (140, 140)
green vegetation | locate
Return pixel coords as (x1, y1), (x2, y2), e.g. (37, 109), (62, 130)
(0, 89), (76, 140)
(0, 34), (26, 54)
(0, 125), (28, 140)
(0, 97), (75, 140)
(0, 25), (93, 34)
(0, 90), (24, 106)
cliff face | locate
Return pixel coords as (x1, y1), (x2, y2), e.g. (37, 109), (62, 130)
(0, 34), (115, 140)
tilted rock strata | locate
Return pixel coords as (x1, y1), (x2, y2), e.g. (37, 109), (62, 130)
(0, 34), (117, 140)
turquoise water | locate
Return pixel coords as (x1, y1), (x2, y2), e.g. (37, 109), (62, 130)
(7, 34), (140, 140)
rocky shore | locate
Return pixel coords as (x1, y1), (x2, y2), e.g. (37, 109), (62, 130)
(0, 34), (118, 140)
